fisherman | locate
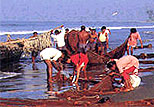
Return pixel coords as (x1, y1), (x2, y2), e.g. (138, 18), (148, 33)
(89, 28), (98, 42)
(51, 25), (71, 55)
(66, 52), (89, 84)
(78, 25), (90, 53)
(98, 26), (109, 55)
(50, 25), (65, 50)
(86, 29), (98, 52)
(107, 55), (141, 91)
(29, 32), (39, 69)
(40, 48), (65, 82)
(127, 28), (143, 55)
(29, 32), (38, 38)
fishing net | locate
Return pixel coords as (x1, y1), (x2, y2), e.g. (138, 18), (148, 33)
(87, 38), (128, 65)
(107, 37), (128, 59)
(65, 30), (79, 54)
(66, 30), (128, 65)
(23, 31), (52, 56)
(87, 51), (110, 65)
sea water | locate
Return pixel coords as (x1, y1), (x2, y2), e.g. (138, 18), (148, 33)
(0, 21), (154, 99)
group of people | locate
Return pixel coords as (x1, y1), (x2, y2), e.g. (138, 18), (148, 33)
(39, 25), (112, 83)
(78, 25), (111, 55)
(40, 25), (90, 83)
(30, 24), (143, 92)
(107, 28), (143, 91)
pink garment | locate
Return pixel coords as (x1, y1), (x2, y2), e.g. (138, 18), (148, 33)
(116, 55), (139, 74)
(127, 32), (141, 46)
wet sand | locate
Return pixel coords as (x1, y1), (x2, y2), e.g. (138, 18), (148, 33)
(0, 94), (154, 107)
(110, 71), (154, 102)
(0, 70), (154, 107)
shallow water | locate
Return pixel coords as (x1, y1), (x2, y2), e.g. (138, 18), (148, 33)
(0, 21), (154, 100)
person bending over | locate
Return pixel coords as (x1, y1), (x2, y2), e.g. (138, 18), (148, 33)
(107, 55), (141, 91)
(67, 52), (89, 84)
(40, 48), (64, 82)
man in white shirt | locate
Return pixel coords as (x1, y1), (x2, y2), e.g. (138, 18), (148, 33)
(40, 48), (64, 82)
(51, 25), (66, 50)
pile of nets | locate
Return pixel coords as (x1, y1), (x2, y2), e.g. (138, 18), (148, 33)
(23, 31), (52, 56)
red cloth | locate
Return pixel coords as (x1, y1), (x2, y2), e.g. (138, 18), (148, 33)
(122, 66), (136, 80)
(70, 53), (89, 67)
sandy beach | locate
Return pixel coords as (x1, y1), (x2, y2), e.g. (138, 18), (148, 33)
(0, 21), (154, 107)
(1, 0), (154, 106)
(0, 68), (154, 107)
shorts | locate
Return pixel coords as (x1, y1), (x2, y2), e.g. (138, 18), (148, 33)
(85, 42), (96, 52)
(79, 43), (86, 53)
(127, 43), (136, 47)
(32, 51), (38, 57)
(97, 41), (106, 47)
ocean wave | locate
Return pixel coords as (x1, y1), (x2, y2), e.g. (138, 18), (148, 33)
(0, 71), (22, 80)
(0, 25), (154, 35)
(0, 30), (50, 36)
(107, 25), (154, 30)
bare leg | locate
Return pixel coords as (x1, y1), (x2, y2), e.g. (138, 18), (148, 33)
(47, 81), (53, 92)
(131, 47), (134, 55)
(74, 66), (82, 84)
(98, 47), (101, 55)
(127, 46), (129, 55)
(44, 60), (53, 82)
(73, 70), (76, 77)
(52, 60), (63, 81)
(124, 79), (133, 91)
(32, 56), (35, 65)
(82, 66), (87, 80)
(32, 63), (38, 70)
(31, 51), (38, 65)
(101, 47), (104, 55)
